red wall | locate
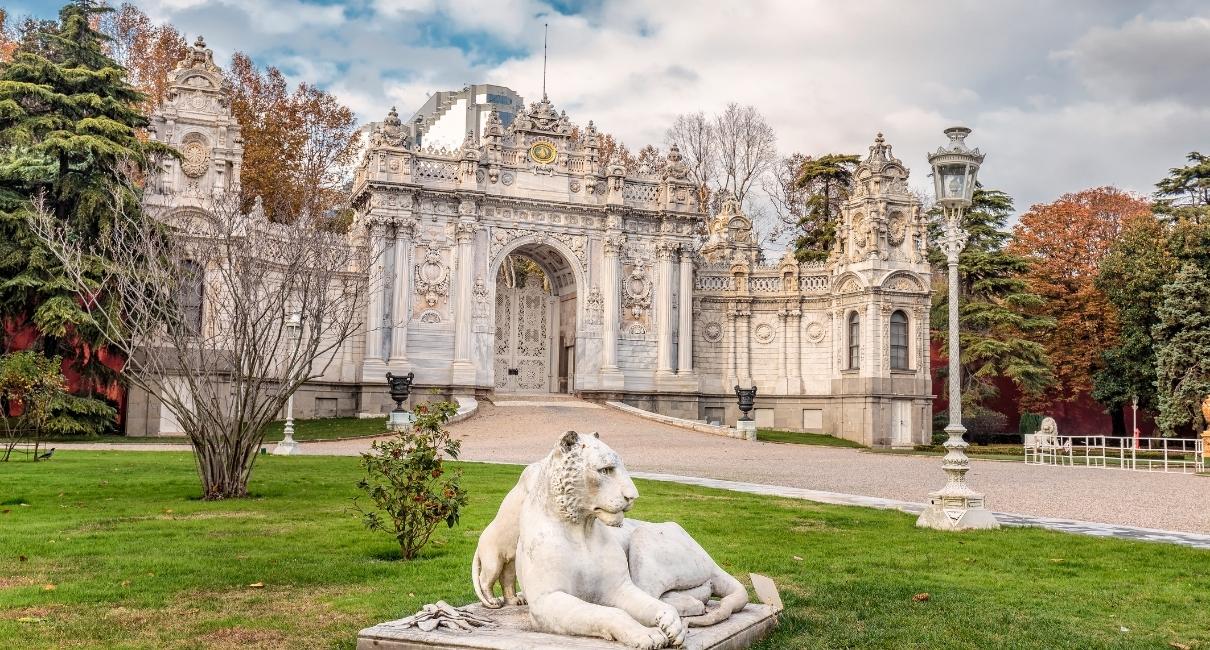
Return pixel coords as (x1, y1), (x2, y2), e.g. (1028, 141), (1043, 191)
(929, 339), (1154, 436)
(3, 319), (127, 428)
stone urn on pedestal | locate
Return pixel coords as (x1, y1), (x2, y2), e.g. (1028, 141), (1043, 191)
(385, 371), (415, 432)
(734, 385), (758, 441)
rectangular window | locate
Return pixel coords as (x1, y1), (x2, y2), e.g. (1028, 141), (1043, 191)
(847, 314), (860, 370)
(179, 260), (204, 335)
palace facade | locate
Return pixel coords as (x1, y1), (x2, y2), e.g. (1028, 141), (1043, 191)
(126, 39), (933, 447)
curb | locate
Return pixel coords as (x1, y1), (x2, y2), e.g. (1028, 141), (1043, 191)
(603, 401), (743, 439)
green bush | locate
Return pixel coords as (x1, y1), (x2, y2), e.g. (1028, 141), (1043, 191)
(352, 400), (468, 559)
(1019, 412), (1043, 435)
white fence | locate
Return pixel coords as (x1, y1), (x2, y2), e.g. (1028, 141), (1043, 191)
(1024, 434), (1204, 474)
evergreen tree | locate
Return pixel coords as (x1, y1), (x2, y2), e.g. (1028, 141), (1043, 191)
(930, 187), (1053, 415)
(792, 153), (859, 262)
(1092, 213), (1173, 424)
(1153, 262), (1210, 436)
(1154, 151), (1210, 223)
(0, 1), (170, 435)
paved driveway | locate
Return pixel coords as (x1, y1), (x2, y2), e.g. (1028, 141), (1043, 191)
(55, 399), (1210, 534)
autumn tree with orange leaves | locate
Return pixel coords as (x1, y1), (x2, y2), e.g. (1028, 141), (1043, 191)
(1009, 187), (1151, 431)
(98, 3), (188, 112)
(226, 52), (360, 225)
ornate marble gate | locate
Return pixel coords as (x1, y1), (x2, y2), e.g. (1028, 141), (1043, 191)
(493, 278), (551, 392)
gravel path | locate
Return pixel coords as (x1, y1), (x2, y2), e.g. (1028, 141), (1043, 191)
(55, 399), (1210, 534)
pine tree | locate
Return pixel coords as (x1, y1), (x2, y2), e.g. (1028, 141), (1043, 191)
(930, 187), (1053, 416)
(792, 153), (859, 262)
(0, 1), (170, 435)
(1153, 262), (1210, 436)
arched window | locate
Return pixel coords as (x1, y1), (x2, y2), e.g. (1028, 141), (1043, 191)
(890, 310), (909, 370)
(847, 312), (860, 370)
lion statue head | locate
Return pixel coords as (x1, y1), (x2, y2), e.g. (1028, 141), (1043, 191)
(1039, 416), (1058, 436)
(546, 431), (638, 527)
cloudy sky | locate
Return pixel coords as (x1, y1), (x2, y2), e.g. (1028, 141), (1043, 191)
(14, 0), (1210, 218)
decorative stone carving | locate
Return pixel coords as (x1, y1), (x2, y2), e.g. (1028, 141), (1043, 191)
(419, 309), (442, 324)
(887, 211), (908, 246)
(804, 321), (826, 343)
(414, 242), (450, 308)
(622, 260), (653, 320)
(490, 227), (588, 273)
(472, 433), (750, 647)
(370, 106), (411, 148)
(471, 277), (490, 319)
(702, 322), (723, 343)
(584, 286), (603, 326)
(179, 133), (211, 178)
(884, 273), (924, 293)
(753, 323), (775, 344)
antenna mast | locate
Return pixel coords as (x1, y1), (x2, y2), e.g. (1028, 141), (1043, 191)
(542, 23), (548, 99)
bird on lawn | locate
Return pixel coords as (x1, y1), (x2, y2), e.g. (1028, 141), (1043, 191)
(37, 448), (54, 460)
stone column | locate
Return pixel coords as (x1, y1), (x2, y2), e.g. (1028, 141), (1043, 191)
(364, 220), (388, 365)
(788, 307), (803, 391)
(600, 234), (624, 389)
(677, 248), (694, 376)
(655, 241), (678, 378)
(450, 221), (478, 385)
(732, 301), (752, 388)
(388, 219), (415, 365)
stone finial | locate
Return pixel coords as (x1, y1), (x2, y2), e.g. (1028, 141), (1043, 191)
(384, 106), (402, 128)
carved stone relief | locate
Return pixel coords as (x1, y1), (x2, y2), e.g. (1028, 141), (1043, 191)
(414, 242), (450, 308)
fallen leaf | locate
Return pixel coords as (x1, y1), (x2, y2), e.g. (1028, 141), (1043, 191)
(163, 509), (173, 514)
(19, 555), (27, 562)
(2, 509), (10, 514)
(121, 580), (130, 587)
(1049, 558), (1065, 563)
(1168, 642), (1191, 650)
(1120, 626), (1130, 633)
(912, 593), (930, 602)
(792, 556), (803, 562)
(408, 592), (415, 597)
(42, 584), (56, 591)
(17, 617), (43, 623)
(248, 582), (265, 588)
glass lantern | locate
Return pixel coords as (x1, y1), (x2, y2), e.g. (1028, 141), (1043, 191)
(928, 127), (984, 209)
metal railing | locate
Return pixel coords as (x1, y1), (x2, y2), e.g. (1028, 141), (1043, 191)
(1024, 434), (1203, 474)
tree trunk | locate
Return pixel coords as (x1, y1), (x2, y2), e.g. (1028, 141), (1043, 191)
(193, 429), (261, 499)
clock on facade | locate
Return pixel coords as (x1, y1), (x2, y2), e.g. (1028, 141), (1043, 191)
(528, 141), (557, 164)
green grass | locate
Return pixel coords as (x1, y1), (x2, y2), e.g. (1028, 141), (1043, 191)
(1, 453), (1208, 649)
(39, 416), (388, 446)
(260, 416), (388, 442)
(756, 429), (865, 448)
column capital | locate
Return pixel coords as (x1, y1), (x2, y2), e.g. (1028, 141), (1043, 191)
(454, 221), (479, 243)
(655, 240), (680, 260)
(395, 217), (417, 240)
(603, 233), (626, 256)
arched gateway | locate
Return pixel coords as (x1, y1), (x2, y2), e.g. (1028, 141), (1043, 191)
(131, 44), (936, 448)
(492, 242), (581, 393)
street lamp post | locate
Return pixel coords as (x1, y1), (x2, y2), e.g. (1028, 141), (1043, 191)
(273, 313), (303, 456)
(916, 126), (999, 531)
(1131, 395), (1139, 450)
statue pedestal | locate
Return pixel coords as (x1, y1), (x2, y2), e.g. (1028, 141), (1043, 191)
(357, 602), (779, 650)
(735, 420), (757, 441)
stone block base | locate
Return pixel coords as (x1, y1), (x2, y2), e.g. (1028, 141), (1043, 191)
(357, 603), (778, 650)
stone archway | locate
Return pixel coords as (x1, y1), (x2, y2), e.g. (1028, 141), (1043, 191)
(491, 242), (579, 394)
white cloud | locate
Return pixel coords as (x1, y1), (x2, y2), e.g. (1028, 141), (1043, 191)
(135, 0), (1210, 219)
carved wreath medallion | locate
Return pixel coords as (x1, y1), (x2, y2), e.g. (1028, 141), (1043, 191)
(805, 321), (826, 343)
(180, 133), (210, 179)
(754, 323), (775, 344)
(702, 322), (723, 343)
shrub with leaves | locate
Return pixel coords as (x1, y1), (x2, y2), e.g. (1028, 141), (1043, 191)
(353, 400), (468, 559)
(0, 350), (68, 461)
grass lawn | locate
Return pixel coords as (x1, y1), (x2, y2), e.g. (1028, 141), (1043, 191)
(38, 416), (389, 446)
(1, 453), (1208, 649)
(756, 429), (865, 448)
(260, 416), (388, 442)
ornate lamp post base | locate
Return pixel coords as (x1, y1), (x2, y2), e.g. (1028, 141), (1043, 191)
(272, 437), (299, 456)
(915, 423), (999, 530)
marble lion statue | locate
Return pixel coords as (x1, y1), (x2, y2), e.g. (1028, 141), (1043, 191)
(473, 431), (748, 648)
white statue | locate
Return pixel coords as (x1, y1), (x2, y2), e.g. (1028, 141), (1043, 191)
(473, 431), (749, 648)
